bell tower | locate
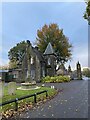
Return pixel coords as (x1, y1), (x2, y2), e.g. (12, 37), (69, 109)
(44, 42), (56, 76)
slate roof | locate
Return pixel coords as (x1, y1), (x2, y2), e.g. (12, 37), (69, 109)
(33, 47), (45, 62)
(44, 42), (54, 55)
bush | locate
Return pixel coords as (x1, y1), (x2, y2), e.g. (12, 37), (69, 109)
(41, 75), (70, 83)
(42, 76), (51, 83)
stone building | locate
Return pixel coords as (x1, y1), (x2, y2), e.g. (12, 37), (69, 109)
(9, 40), (56, 82)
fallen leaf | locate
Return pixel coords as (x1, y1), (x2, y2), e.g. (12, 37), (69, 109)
(49, 105), (52, 108)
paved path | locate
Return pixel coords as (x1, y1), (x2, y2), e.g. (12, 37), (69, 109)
(17, 80), (88, 118)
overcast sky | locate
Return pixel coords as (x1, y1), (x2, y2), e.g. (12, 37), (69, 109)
(0, 2), (88, 70)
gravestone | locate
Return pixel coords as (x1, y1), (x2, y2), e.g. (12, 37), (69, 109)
(0, 82), (4, 98)
(8, 82), (16, 95)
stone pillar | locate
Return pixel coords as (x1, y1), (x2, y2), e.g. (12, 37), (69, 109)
(76, 61), (82, 80)
(22, 58), (26, 82)
(68, 65), (72, 78)
(68, 65), (72, 72)
(26, 40), (31, 82)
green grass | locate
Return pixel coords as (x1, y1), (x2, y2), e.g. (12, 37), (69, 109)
(0, 85), (57, 112)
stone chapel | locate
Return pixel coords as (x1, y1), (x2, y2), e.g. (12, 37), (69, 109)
(9, 40), (56, 82)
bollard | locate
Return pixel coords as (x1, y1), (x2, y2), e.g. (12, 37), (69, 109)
(34, 93), (37, 103)
(46, 91), (48, 97)
(15, 98), (18, 111)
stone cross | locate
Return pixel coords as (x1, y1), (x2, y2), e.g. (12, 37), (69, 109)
(26, 40), (31, 82)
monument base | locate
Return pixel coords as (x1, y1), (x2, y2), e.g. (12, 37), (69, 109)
(17, 82), (41, 90)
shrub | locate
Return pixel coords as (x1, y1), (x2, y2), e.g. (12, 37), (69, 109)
(41, 75), (70, 83)
(42, 76), (51, 83)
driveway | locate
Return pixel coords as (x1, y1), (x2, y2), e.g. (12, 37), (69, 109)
(16, 79), (88, 118)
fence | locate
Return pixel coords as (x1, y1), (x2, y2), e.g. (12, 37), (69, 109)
(0, 90), (48, 111)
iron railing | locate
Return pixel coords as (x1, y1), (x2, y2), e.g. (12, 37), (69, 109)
(0, 90), (48, 111)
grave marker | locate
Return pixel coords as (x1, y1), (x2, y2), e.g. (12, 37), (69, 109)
(8, 82), (16, 95)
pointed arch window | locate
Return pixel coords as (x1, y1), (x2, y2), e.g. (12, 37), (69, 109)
(31, 56), (34, 64)
(48, 57), (51, 65)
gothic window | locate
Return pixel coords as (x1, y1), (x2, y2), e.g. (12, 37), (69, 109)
(26, 70), (29, 78)
(31, 70), (35, 80)
(31, 56), (34, 64)
(42, 67), (45, 77)
(48, 58), (51, 65)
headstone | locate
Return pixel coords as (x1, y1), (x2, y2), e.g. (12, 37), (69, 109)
(0, 82), (4, 98)
(8, 82), (16, 95)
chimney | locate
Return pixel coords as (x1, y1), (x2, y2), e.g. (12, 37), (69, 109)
(35, 46), (38, 50)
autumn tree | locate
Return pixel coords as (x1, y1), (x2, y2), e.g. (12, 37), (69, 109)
(84, 0), (90, 24)
(36, 23), (72, 64)
(8, 41), (27, 69)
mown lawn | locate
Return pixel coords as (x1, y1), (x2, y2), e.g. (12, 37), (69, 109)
(0, 85), (57, 112)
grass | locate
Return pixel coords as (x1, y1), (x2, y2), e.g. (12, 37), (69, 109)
(0, 85), (57, 112)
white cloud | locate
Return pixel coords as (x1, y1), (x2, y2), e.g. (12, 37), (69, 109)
(65, 49), (88, 71)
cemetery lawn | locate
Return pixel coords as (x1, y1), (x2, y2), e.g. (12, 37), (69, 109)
(0, 85), (57, 112)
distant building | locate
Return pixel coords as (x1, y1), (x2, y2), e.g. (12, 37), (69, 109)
(56, 63), (68, 76)
(0, 70), (9, 81)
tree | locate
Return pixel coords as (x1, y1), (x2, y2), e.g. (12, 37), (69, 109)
(82, 68), (90, 77)
(36, 23), (72, 64)
(0, 65), (9, 70)
(84, 1), (90, 24)
(8, 41), (27, 69)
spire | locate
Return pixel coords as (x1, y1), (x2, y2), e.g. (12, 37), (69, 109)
(77, 61), (81, 69)
(44, 42), (54, 55)
(77, 61), (80, 65)
(68, 65), (72, 72)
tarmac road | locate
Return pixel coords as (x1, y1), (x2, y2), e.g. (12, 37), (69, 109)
(16, 79), (88, 118)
